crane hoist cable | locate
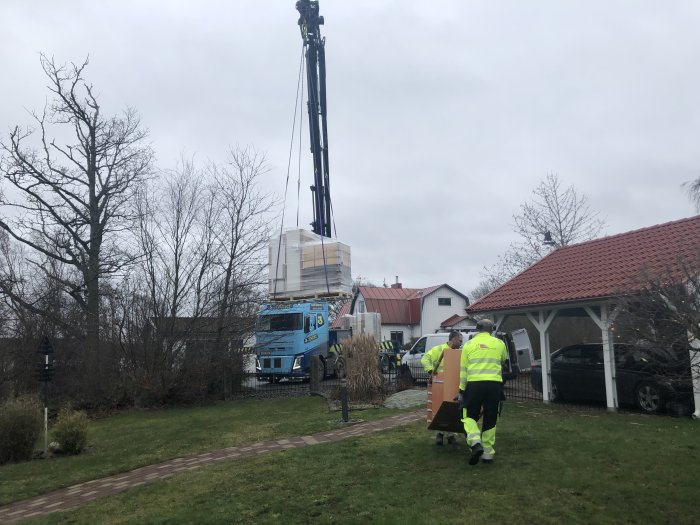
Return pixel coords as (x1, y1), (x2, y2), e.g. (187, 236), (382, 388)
(273, 43), (305, 298)
(276, 0), (338, 296)
(296, 53), (304, 229)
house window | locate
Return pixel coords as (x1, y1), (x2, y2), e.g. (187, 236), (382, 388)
(357, 300), (366, 313)
(438, 297), (451, 306)
(390, 331), (404, 346)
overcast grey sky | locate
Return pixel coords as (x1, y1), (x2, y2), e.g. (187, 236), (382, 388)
(2, 0), (699, 297)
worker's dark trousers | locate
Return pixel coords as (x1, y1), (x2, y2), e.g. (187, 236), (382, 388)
(462, 381), (502, 458)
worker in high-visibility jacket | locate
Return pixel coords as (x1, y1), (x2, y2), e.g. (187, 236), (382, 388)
(422, 330), (463, 445)
(458, 319), (507, 465)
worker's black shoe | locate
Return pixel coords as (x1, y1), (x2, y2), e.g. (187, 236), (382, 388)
(469, 443), (484, 465)
(481, 458), (494, 465)
(435, 433), (444, 446)
(447, 435), (457, 445)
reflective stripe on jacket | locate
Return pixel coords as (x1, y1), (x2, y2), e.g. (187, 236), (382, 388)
(421, 343), (449, 373)
(459, 332), (507, 389)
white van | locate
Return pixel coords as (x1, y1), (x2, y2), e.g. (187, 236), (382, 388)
(400, 330), (520, 383)
(401, 332), (470, 382)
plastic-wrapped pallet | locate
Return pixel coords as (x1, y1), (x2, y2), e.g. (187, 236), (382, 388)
(340, 315), (354, 331)
(350, 312), (382, 342)
(268, 228), (352, 299)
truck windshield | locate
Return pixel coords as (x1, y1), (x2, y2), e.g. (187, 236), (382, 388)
(257, 313), (303, 332)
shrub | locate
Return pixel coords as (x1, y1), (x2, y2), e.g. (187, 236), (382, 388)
(395, 365), (416, 392)
(0, 396), (43, 464)
(51, 407), (89, 455)
(344, 334), (385, 403)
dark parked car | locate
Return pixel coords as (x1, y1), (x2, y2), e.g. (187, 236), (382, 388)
(531, 343), (693, 413)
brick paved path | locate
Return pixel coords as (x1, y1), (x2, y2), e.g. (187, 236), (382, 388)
(0, 409), (423, 524)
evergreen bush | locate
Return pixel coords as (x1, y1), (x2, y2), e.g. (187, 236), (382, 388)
(0, 396), (42, 464)
(51, 407), (89, 455)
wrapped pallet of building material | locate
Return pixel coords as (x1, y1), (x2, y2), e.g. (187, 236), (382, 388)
(268, 228), (352, 299)
(340, 314), (354, 331)
(350, 312), (382, 342)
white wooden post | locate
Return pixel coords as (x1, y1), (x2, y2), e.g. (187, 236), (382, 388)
(689, 333), (700, 420)
(584, 304), (620, 411)
(526, 310), (557, 403)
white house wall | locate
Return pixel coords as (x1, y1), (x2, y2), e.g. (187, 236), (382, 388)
(381, 324), (413, 344)
(355, 293), (367, 314)
(351, 286), (468, 342)
(420, 287), (469, 335)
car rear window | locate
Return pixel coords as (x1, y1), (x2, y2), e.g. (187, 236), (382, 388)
(553, 347), (602, 365)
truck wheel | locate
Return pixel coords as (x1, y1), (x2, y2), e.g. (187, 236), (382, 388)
(316, 357), (327, 381)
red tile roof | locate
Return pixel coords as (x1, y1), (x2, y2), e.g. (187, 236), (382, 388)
(469, 215), (700, 313)
(330, 301), (352, 329)
(361, 286), (425, 324)
(329, 284), (463, 326)
(441, 314), (474, 328)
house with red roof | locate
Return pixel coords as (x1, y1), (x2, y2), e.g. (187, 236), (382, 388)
(332, 281), (471, 345)
(468, 215), (700, 415)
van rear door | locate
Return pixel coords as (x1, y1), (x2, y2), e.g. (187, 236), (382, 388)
(511, 328), (534, 372)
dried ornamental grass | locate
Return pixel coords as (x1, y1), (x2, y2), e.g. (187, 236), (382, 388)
(344, 334), (384, 403)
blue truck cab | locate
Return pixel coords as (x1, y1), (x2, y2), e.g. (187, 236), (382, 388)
(255, 301), (329, 382)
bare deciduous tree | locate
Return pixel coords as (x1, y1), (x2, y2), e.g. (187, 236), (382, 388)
(472, 174), (606, 300)
(209, 147), (276, 356)
(618, 256), (700, 349)
(0, 55), (153, 379)
(114, 159), (220, 402)
(113, 149), (275, 403)
(684, 177), (700, 212)
(616, 259), (700, 412)
(137, 159), (218, 320)
(202, 148), (276, 398)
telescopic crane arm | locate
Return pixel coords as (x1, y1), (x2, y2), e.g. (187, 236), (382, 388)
(296, 0), (332, 238)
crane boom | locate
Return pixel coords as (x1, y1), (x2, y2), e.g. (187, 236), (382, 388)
(296, 0), (332, 238)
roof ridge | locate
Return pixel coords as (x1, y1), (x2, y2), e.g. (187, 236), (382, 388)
(556, 214), (700, 252)
(468, 214), (700, 313)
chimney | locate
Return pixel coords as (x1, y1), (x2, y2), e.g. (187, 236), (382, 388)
(391, 275), (402, 289)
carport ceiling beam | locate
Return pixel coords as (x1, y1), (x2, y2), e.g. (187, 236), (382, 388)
(526, 310), (557, 333)
(583, 305), (620, 330)
(494, 314), (508, 332)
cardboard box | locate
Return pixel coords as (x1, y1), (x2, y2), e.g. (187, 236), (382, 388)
(427, 347), (464, 434)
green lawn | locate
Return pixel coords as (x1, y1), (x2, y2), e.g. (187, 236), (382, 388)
(0, 396), (402, 505)
(21, 401), (700, 525)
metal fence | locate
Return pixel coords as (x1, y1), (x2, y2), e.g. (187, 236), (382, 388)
(503, 370), (543, 402)
(220, 352), (407, 401)
(221, 353), (691, 417)
(220, 361), (570, 405)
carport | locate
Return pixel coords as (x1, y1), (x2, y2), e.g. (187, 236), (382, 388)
(468, 216), (700, 415)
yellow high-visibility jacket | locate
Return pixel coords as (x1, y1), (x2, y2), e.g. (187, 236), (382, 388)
(459, 332), (507, 390)
(421, 343), (449, 374)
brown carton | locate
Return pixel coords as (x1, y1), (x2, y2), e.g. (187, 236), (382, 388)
(426, 347), (464, 434)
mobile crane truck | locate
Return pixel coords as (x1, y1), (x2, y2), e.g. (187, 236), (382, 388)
(255, 1), (403, 382)
(256, 0), (346, 383)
